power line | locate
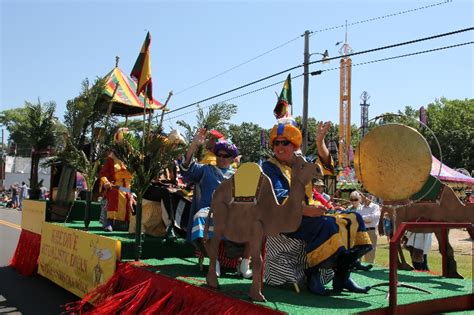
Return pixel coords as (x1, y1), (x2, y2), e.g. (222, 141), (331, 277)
(172, 36), (301, 97)
(308, 27), (473, 67)
(169, 0), (452, 99)
(164, 41), (473, 122)
(165, 27), (473, 116)
(313, 41), (473, 74)
(311, 0), (452, 33)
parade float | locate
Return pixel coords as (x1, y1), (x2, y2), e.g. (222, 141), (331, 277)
(9, 33), (473, 315)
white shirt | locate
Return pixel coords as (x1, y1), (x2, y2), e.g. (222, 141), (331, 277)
(406, 232), (432, 255)
(359, 201), (381, 229)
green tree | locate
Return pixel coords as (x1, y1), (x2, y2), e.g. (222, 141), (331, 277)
(425, 98), (474, 171)
(13, 100), (60, 198)
(0, 107), (30, 156)
(228, 122), (270, 163)
(294, 116), (318, 155)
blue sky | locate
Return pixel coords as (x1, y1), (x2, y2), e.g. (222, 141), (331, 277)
(1, 0), (473, 135)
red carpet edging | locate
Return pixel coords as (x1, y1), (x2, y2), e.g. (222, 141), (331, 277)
(9, 229), (41, 276)
(360, 294), (474, 315)
(65, 262), (281, 314)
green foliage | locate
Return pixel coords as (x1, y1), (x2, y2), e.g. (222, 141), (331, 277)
(43, 137), (104, 192)
(116, 118), (149, 138)
(111, 132), (185, 200)
(294, 116), (317, 154)
(1, 103), (66, 156)
(176, 103), (237, 160)
(8, 100), (61, 192)
(424, 98), (474, 171)
(23, 101), (59, 150)
(0, 107), (28, 131)
(228, 122), (270, 163)
(63, 78), (107, 148)
(176, 103), (237, 142)
(0, 107), (29, 154)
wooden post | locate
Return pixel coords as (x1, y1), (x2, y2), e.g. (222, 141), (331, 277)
(441, 227), (448, 277)
(158, 91), (174, 130)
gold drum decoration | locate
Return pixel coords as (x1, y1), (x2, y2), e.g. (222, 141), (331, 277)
(354, 123), (432, 201)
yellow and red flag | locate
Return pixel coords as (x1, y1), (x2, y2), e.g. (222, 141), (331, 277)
(131, 32), (153, 101)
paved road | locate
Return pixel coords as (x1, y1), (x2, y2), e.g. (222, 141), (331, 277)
(0, 206), (78, 314)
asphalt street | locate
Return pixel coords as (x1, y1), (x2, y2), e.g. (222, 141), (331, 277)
(0, 206), (78, 314)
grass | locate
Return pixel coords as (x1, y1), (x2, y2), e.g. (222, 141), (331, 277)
(374, 242), (473, 279)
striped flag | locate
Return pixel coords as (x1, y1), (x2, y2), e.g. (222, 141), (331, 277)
(131, 32), (153, 101)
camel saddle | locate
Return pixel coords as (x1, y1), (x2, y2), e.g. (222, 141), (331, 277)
(231, 163), (264, 204)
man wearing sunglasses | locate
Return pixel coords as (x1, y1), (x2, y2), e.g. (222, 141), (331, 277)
(180, 128), (252, 279)
(262, 119), (372, 296)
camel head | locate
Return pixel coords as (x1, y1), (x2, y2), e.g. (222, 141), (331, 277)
(291, 154), (322, 187)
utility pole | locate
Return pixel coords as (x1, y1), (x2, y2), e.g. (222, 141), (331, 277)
(302, 30), (311, 154)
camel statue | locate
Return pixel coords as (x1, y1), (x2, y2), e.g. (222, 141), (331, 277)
(379, 176), (474, 278)
(204, 154), (322, 302)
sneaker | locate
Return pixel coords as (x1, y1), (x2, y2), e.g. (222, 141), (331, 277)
(216, 260), (221, 277)
(237, 258), (253, 279)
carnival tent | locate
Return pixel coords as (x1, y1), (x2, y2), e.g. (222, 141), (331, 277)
(431, 156), (474, 185)
(96, 66), (163, 116)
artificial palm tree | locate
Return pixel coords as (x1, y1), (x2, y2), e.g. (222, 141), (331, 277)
(44, 135), (104, 228)
(112, 128), (185, 260)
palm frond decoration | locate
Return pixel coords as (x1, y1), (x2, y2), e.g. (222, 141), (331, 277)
(111, 131), (185, 202)
(44, 137), (107, 193)
(43, 135), (108, 228)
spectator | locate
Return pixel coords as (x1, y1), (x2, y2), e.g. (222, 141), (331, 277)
(19, 182), (29, 211)
(359, 193), (381, 265)
(346, 191), (362, 212)
(312, 179), (334, 210)
(11, 183), (19, 209)
(346, 191), (373, 271)
(405, 232), (432, 271)
(40, 184), (48, 200)
(382, 212), (393, 242)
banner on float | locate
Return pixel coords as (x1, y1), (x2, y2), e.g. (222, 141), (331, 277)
(38, 222), (121, 298)
(21, 200), (46, 234)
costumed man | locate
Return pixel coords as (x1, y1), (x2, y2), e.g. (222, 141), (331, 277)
(180, 129), (252, 279)
(262, 118), (373, 296)
(199, 129), (225, 165)
(185, 128), (226, 238)
(99, 128), (134, 232)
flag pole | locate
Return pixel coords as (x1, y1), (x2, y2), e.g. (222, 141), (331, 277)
(103, 56), (121, 144)
(135, 95), (147, 261)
